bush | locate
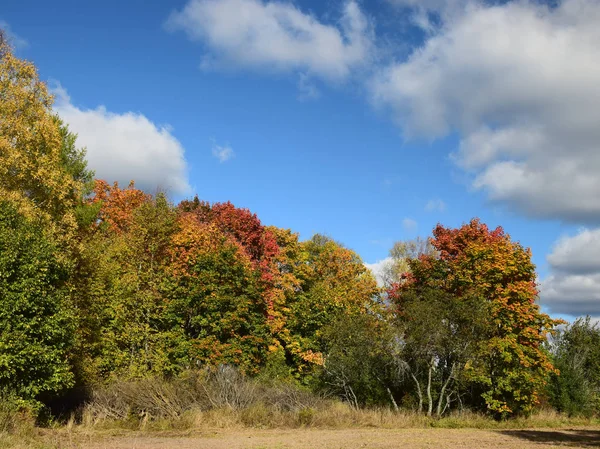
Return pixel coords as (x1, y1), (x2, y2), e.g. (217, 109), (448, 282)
(83, 366), (326, 425)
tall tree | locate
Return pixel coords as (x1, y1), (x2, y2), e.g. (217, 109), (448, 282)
(74, 185), (179, 379)
(0, 36), (88, 243)
(164, 212), (270, 373)
(0, 201), (74, 405)
(393, 219), (561, 416)
(283, 235), (380, 375)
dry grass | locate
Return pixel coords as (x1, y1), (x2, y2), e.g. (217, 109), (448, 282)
(3, 368), (600, 448)
(77, 369), (600, 432)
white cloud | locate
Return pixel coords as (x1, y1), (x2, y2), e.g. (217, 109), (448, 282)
(403, 218), (417, 231)
(52, 84), (190, 195)
(370, 0), (600, 223)
(541, 274), (600, 317)
(425, 198), (446, 212)
(546, 229), (600, 276)
(212, 142), (235, 162)
(540, 228), (600, 317)
(365, 257), (394, 287)
(166, 0), (373, 82)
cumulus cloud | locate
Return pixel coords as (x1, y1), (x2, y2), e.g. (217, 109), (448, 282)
(365, 257), (394, 287)
(52, 84), (190, 195)
(370, 0), (600, 223)
(540, 228), (600, 317)
(166, 0), (373, 82)
(546, 229), (600, 276)
(211, 142), (235, 162)
(425, 199), (446, 212)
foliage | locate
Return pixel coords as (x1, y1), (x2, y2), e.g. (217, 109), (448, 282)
(163, 212), (271, 373)
(0, 202), (74, 405)
(396, 288), (489, 416)
(73, 186), (178, 379)
(547, 317), (600, 416)
(392, 219), (562, 417)
(282, 234), (379, 376)
(0, 38), (87, 245)
(321, 312), (399, 409)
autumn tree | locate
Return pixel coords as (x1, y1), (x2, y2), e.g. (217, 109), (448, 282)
(72, 185), (180, 379)
(0, 30), (93, 411)
(282, 235), (380, 377)
(0, 35), (88, 244)
(163, 211), (271, 373)
(392, 219), (561, 417)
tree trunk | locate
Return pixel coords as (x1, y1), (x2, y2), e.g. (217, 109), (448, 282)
(387, 386), (399, 412)
(410, 373), (423, 413)
(427, 358), (434, 417)
(345, 383), (359, 410)
(436, 363), (456, 417)
(377, 375), (399, 412)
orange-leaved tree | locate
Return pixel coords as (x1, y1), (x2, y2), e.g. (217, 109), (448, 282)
(392, 219), (562, 417)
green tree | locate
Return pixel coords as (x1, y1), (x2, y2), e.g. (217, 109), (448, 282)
(321, 312), (400, 409)
(394, 288), (489, 416)
(547, 317), (600, 416)
(0, 202), (74, 405)
(163, 213), (270, 373)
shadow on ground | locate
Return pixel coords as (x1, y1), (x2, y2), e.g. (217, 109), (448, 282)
(501, 430), (600, 447)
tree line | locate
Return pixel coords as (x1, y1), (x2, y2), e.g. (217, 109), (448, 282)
(0, 32), (597, 422)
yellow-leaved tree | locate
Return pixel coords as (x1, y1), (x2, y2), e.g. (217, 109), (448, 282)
(0, 32), (89, 245)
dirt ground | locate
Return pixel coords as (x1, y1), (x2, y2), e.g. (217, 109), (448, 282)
(53, 427), (600, 449)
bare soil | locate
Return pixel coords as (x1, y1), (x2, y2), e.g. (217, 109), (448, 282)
(52, 427), (600, 449)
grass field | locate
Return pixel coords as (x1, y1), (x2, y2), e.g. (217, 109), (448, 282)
(3, 427), (600, 449)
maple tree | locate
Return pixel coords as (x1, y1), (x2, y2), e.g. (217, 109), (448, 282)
(391, 219), (562, 416)
(91, 180), (151, 234)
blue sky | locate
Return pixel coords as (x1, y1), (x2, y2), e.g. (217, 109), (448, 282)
(2, 0), (599, 320)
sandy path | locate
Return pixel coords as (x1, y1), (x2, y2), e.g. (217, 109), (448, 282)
(60, 427), (600, 449)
